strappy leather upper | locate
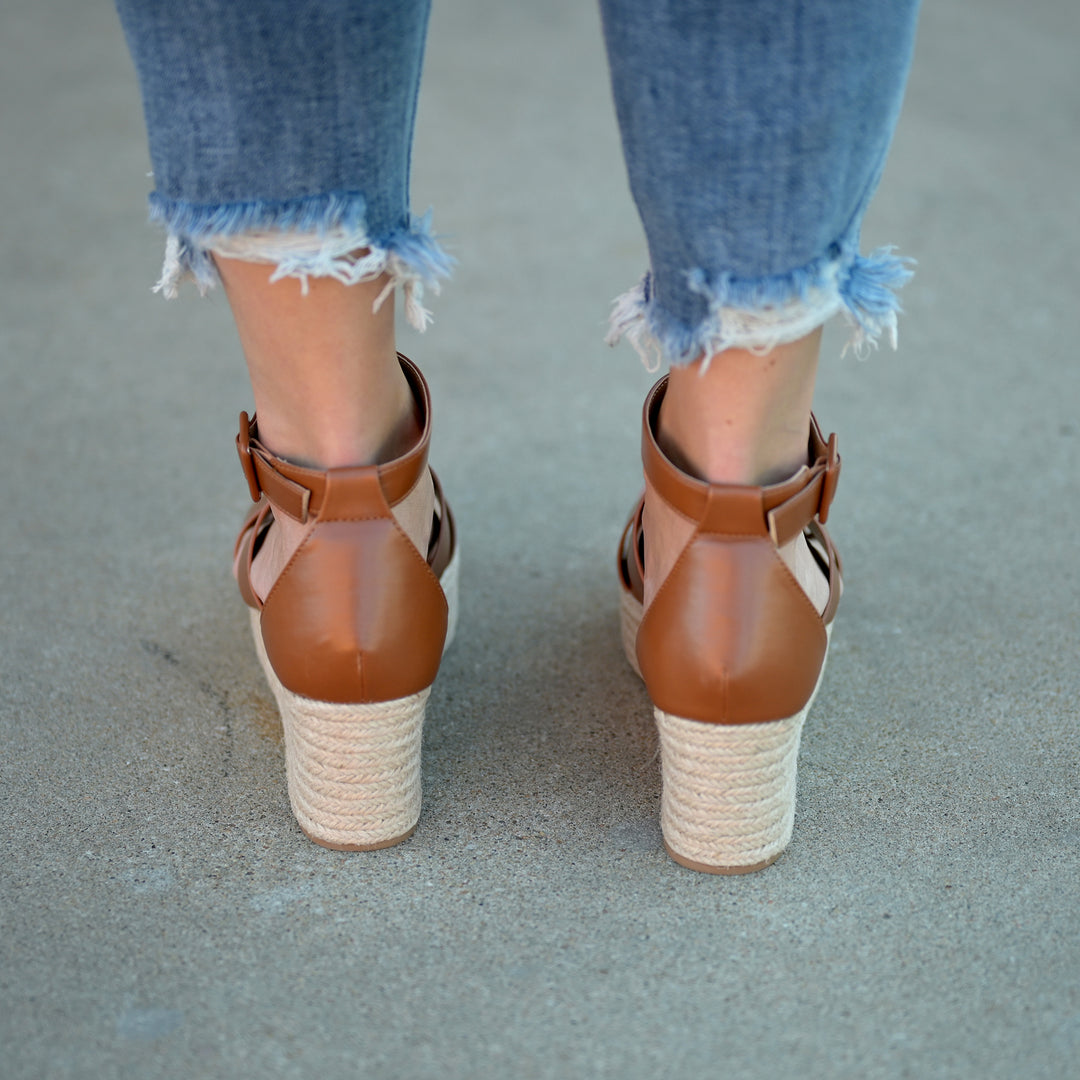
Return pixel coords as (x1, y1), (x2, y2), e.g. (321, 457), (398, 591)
(619, 375), (842, 725)
(234, 355), (455, 705)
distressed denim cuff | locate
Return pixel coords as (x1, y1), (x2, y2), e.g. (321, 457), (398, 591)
(148, 193), (453, 331)
(607, 246), (915, 372)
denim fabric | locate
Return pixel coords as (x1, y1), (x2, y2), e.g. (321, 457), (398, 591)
(115, 0), (919, 360)
(114, 0), (448, 305)
(600, 0), (920, 364)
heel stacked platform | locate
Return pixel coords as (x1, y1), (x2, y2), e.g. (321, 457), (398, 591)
(233, 355), (458, 850)
(619, 376), (841, 874)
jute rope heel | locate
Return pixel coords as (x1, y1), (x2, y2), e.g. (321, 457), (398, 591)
(655, 625), (831, 874)
(656, 711), (804, 873)
(619, 375), (842, 874)
(250, 608), (427, 849)
(249, 541), (460, 849)
(620, 587), (831, 872)
(234, 356), (458, 851)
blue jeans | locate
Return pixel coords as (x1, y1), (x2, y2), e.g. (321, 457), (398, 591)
(114, 0), (920, 365)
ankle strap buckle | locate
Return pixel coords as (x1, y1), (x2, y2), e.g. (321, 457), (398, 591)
(818, 433), (840, 524)
(236, 412), (262, 503)
(236, 411), (316, 522)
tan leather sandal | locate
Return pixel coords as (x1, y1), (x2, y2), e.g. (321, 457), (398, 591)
(233, 355), (458, 851)
(619, 374), (841, 874)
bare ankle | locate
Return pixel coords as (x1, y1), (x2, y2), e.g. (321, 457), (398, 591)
(252, 355), (420, 469)
(217, 255), (413, 470)
(657, 329), (821, 487)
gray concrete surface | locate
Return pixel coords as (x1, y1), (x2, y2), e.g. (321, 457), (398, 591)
(2, 1), (1078, 1077)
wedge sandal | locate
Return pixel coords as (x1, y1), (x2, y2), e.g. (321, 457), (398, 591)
(619, 374), (841, 873)
(234, 355), (458, 850)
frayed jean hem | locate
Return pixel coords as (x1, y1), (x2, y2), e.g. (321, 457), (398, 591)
(147, 193), (453, 331)
(606, 246), (915, 372)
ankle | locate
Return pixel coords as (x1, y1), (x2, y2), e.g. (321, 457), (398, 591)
(656, 331), (821, 487)
(253, 354), (421, 470)
(656, 419), (809, 487)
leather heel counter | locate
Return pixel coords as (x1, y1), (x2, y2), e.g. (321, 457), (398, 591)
(637, 536), (827, 724)
(260, 516), (448, 703)
(259, 466), (448, 704)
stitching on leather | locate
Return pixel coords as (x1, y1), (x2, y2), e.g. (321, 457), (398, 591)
(316, 506), (450, 593)
(260, 527), (316, 610)
(263, 483), (451, 609)
(386, 465), (426, 508)
(259, 511), (449, 700)
(638, 531), (732, 716)
(640, 529), (698, 619)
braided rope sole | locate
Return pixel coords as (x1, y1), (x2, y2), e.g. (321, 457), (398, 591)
(656, 705), (808, 873)
(252, 543), (460, 851)
(621, 584), (829, 873)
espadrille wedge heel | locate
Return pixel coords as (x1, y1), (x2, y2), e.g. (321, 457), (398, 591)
(618, 374), (841, 874)
(233, 355), (457, 850)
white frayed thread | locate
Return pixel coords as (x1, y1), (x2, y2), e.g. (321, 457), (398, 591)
(154, 234), (182, 298)
(606, 269), (847, 375)
(209, 227), (439, 331)
(606, 281), (665, 374)
(840, 307), (899, 361)
(155, 227), (441, 331)
(154, 233), (216, 299)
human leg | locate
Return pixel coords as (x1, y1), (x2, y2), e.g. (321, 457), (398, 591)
(113, 0), (445, 477)
(601, 0), (921, 871)
(115, 0), (455, 849)
(214, 263), (435, 601)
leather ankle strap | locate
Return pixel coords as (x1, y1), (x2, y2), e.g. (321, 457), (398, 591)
(641, 375), (840, 545)
(235, 354), (432, 523)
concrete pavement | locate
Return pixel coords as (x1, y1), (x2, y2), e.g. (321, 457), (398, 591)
(2, 1), (1078, 1076)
